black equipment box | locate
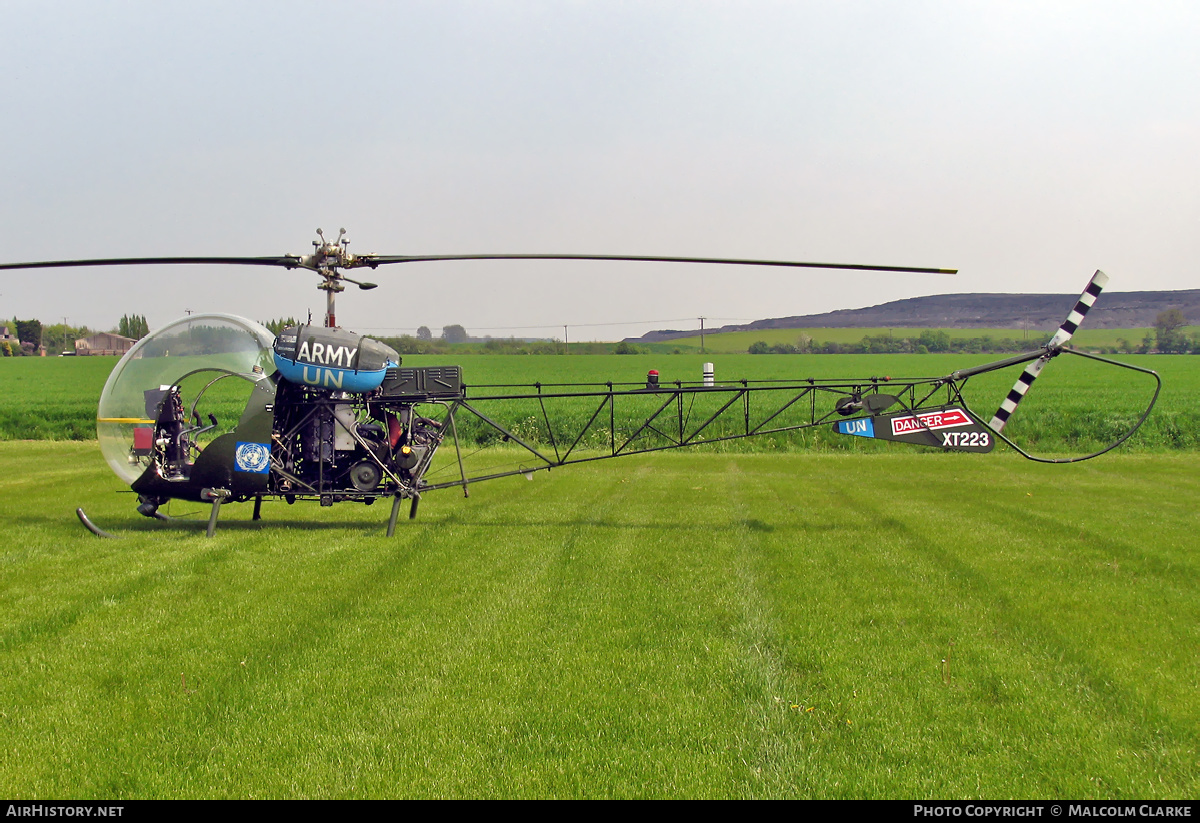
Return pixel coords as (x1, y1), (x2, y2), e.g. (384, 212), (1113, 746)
(378, 366), (464, 400)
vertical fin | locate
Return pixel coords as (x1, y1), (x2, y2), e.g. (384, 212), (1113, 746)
(990, 270), (1108, 432)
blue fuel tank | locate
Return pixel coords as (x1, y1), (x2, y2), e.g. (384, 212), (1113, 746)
(272, 325), (400, 392)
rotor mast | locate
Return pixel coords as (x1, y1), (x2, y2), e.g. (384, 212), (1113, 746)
(312, 228), (348, 328)
(297, 228), (378, 328)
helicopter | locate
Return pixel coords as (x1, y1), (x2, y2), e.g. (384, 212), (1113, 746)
(0, 230), (1160, 537)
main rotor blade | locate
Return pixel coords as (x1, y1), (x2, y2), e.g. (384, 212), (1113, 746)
(1, 252), (956, 275)
(0, 256), (302, 271)
(361, 253), (957, 275)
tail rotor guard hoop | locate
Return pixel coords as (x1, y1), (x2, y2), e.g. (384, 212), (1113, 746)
(975, 348), (1161, 464)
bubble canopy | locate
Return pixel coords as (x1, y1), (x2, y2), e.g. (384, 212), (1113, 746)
(97, 313), (275, 484)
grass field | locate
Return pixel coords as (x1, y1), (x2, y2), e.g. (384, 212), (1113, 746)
(0, 442), (1196, 798)
(656, 326), (1200, 354)
(0, 352), (1196, 798)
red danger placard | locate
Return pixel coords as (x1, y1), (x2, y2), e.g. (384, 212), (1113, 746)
(890, 408), (972, 436)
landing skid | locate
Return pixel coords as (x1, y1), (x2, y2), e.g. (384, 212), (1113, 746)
(78, 493), (415, 538)
(76, 506), (184, 538)
(76, 508), (117, 539)
(386, 493), (421, 537)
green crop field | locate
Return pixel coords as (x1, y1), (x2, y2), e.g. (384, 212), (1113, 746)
(4, 351), (1195, 453)
(0, 354), (1196, 798)
(661, 326), (1199, 354)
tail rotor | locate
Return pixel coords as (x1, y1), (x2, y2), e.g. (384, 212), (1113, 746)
(989, 270), (1109, 432)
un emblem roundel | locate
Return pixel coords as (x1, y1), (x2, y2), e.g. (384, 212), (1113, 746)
(235, 442), (271, 473)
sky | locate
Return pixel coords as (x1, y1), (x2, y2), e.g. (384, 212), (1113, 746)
(2, 1), (1197, 340)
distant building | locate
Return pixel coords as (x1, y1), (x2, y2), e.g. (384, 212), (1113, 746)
(0, 326), (16, 342)
(75, 332), (136, 356)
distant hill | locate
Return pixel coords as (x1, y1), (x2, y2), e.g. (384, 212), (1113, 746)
(636, 289), (1200, 342)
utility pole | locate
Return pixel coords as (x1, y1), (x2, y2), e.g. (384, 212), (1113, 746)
(699, 317), (706, 354)
(563, 325), (568, 355)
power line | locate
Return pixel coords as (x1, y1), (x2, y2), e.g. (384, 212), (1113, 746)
(357, 316), (755, 334)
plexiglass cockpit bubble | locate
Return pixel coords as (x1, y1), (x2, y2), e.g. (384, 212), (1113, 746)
(97, 313), (275, 484)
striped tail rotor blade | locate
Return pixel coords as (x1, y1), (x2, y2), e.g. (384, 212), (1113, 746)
(989, 270), (1109, 432)
(989, 355), (1053, 432)
(1047, 269), (1109, 347)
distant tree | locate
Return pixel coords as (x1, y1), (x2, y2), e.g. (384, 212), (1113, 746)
(14, 319), (42, 347)
(748, 341), (770, 354)
(388, 335), (425, 354)
(117, 314), (149, 340)
(918, 329), (951, 353)
(416, 326), (433, 341)
(860, 333), (909, 354)
(614, 341), (640, 354)
(442, 324), (469, 344)
(1155, 309), (1189, 353)
(43, 322), (90, 354)
(263, 317), (300, 336)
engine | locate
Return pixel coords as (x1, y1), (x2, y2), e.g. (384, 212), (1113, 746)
(268, 324), (455, 503)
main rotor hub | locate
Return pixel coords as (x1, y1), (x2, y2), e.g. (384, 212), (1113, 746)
(302, 227), (355, 274)
(293, 228), (375, 326)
